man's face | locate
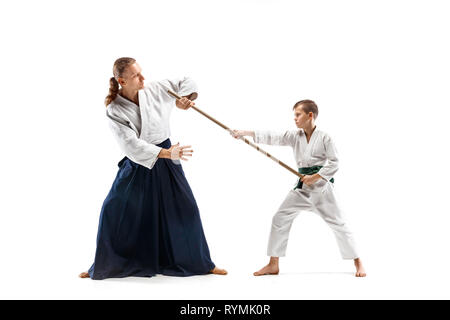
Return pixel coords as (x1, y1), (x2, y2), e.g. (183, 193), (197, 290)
(294, 105), (311, 128)
(119, 62), (145, 91)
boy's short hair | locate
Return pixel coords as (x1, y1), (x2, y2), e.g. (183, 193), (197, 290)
(293, 100), (318, 119)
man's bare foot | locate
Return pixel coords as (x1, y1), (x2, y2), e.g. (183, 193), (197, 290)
(354, 258), (366, 277)
(210, 267), (228, 275)
(79, 272), (90, 278)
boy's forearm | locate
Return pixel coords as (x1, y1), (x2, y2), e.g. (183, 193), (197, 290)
(243, 130), (255, 138)
(232, 130), (256, 140)
(314, 173), (324, 181)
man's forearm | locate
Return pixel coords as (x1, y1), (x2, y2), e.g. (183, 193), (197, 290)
(158, 148), (171, 159)
(184, 92), (198, 101)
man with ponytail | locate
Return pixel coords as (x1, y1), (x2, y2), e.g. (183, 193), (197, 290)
(79, 57), (226, 280)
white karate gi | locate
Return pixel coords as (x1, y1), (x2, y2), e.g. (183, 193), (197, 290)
(106, 77), (198, 170)
(253, 128), (359, 259)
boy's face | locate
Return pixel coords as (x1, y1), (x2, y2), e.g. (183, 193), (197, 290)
(294, 105), (313, 128)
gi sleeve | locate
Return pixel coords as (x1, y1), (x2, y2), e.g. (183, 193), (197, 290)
(106, 108), (162, 170)
(317, 134), (339, 181)
(253, 130), (298, 147)
(158, 77), (198, 98)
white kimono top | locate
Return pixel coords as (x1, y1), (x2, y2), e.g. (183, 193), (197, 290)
(106, 77), (198, 170)
(253, 128), (339, 182)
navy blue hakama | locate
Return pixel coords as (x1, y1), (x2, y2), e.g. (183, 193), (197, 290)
(88, 138), (215, 280)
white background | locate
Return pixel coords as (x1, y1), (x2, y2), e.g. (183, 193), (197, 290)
(1, 0), (449, 299)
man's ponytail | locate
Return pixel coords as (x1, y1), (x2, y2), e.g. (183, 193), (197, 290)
(105, 77), (119, 106)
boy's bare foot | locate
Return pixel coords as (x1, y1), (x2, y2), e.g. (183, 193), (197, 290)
(354, 258), (366, 277)
(254, 257), (280, 276)
(210, 267), (228, 275)
(79, 272), (90, 278)
(253, 264), (279, 276)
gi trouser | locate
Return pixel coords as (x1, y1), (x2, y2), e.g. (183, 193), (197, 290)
(267, 181), (359, 259)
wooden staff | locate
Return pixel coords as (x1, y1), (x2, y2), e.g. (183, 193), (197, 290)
(167, 90), (304, 179)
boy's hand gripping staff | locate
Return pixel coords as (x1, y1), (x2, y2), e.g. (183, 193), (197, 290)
(167, 89), (304, 179)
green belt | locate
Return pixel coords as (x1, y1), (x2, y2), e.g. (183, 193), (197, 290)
(294, 165), (334, 190)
